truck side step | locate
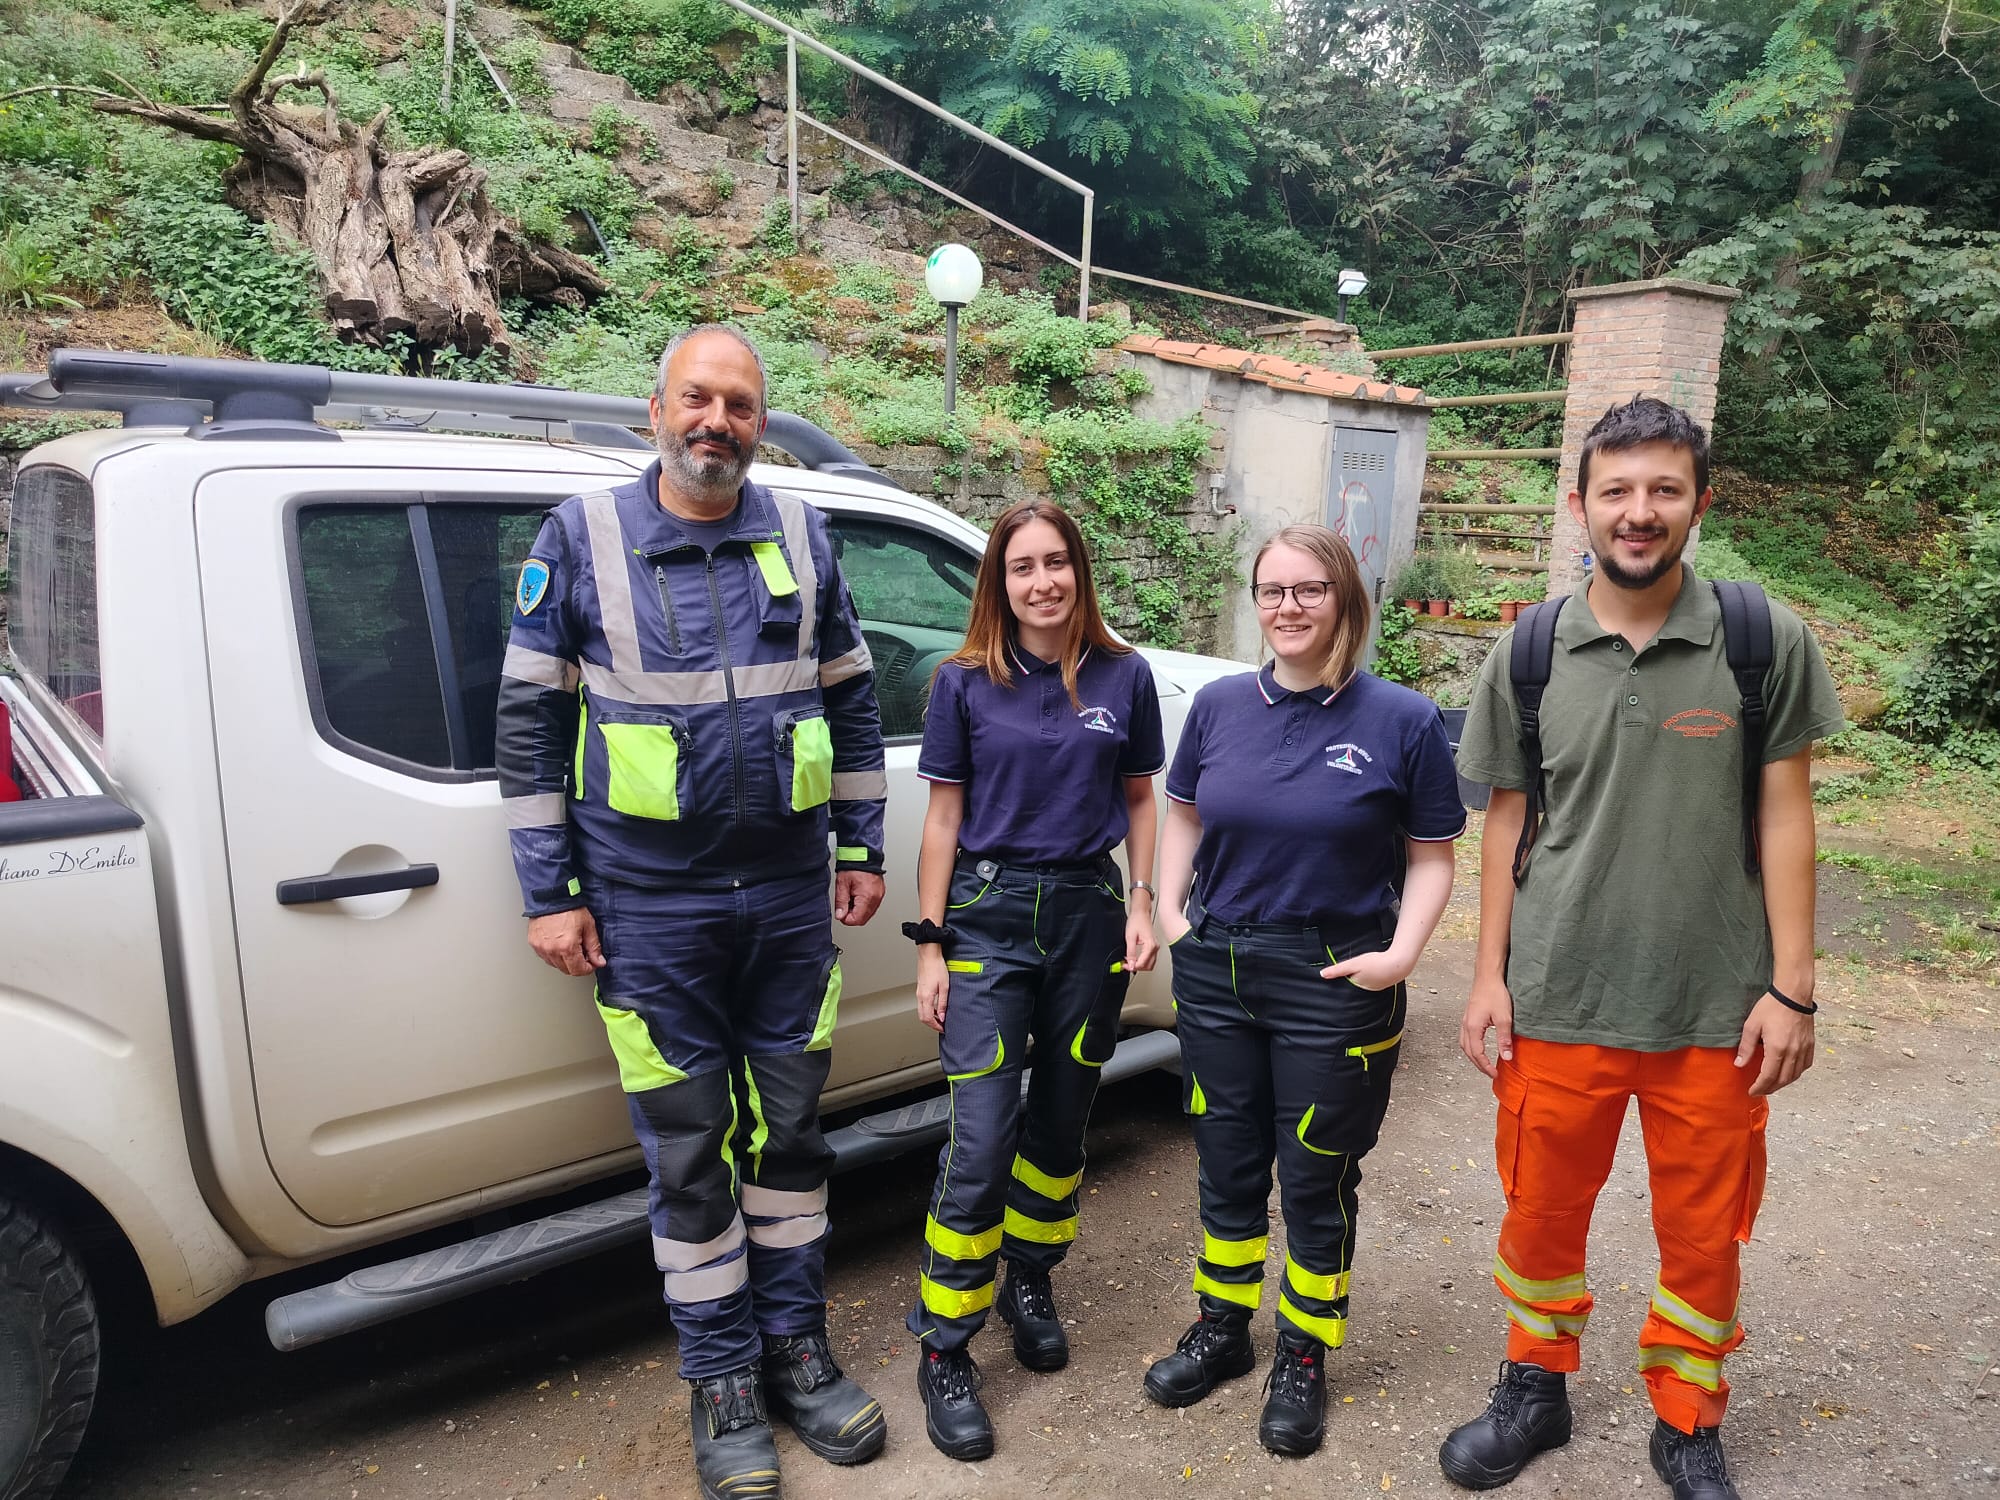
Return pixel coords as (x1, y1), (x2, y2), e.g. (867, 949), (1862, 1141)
(264, 1028), (1178, 1351)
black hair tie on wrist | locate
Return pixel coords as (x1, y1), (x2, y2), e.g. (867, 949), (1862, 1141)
(1768, 984), (1818, 1016)
(902, 919), (954, 949)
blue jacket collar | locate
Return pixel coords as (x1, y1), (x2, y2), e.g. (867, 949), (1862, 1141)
(621, 461), (783, 557)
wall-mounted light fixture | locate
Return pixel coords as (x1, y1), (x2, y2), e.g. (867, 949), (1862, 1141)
(1336, 267), (1369, 324)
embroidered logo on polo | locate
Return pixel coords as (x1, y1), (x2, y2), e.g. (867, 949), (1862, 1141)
(1325, 742), (1374, 774)
(1664, 708), (1737, 739)
(516, 558), (551, 615)
(1078, 705), (1118, 734)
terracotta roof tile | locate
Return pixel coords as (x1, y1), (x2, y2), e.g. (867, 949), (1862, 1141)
(1116, 336), (1426, 404)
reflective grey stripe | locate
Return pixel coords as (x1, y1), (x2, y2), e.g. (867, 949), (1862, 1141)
(653, 1217), (746, 1271)
(579, 657), (819, 706)
(503, 792), (568, 829)
(746, 1212), (828, 1248)
(818, 642), (873, 686)
(741, 1182), (828, 1216)
(503, 643), (579, 691)
(579, 491), (641, 675)
(832, 770), (888, 802)
(769, 491), (820, 661)
(661, 1256), (750, 1304)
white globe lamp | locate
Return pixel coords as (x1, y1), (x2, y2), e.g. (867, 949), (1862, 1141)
(926, 244), (984, 413)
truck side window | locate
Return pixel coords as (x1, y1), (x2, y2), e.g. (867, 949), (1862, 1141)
(5, 466), (102, 736)
(294, 501), (552, 776)
(822, 516), (977, 740)
(297, 508), (453, 769)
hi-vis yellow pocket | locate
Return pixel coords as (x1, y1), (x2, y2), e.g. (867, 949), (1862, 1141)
(780, 708), (833, 811)
(600, 717), (687, 820)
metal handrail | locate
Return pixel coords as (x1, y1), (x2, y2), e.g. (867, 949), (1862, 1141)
(714, 0), (1096, 316)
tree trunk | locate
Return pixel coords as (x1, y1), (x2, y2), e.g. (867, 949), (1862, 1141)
(1756, 18), (1881, 356)
(39, 0), (605, 359)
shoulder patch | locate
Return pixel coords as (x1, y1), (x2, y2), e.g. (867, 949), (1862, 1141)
(517, 558), (552, 615)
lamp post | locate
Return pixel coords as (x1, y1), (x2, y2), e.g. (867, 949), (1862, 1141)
(925, 243), (984, 414)
(1336, 267), (1369, 325)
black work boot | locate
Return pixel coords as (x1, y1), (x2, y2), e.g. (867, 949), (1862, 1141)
(689, 1368), (782, 1500)
(1437, 1361), (1573, 1490)
(996, 1262), (1069, 1371)
(1142, 1309), (1257, 1408)
(916, 1345), (994, 1461)
(760, 1332), (887, 1465)
(1649, 1419), (1740, 1500)
(1257, 1329), (1327, 1456)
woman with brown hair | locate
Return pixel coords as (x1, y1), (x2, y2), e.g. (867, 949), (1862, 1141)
(899, 500), (1164, 1460)
(1142, 524), (1464, 1458)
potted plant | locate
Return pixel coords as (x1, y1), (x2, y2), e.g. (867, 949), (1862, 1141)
(1391, 556), (1435, 612)
(1433, 548), (1484, 617)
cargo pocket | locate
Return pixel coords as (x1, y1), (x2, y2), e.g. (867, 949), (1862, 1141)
(1296, 1032), (1400, 1158)
(805, 949), (843, 1053)
(598, 713), (689, 820)
(1493, 1064), (1529, 1201)
(595, 999), (688, 1093)
(1734, 1095), (1770, 1244)
(776, 707), (833, 812)
(750, 544), (803, 642)
(1069, 961), (1129, 1068)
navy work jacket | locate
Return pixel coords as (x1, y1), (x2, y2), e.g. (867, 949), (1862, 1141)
(497, 464), (887, 912)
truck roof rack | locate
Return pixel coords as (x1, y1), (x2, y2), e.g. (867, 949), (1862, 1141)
(0, 349), (902, 489)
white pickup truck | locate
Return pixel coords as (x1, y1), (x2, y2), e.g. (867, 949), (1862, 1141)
(0, 350), (1235, 1499)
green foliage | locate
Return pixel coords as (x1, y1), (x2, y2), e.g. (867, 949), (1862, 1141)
(1390, 555), (1438, 601)
(0, 224), (82, 309)
(521, 0), (769, 107)
(1370, 598), (1423, 685)
(1890, 514), (2000, 741)
(589, 103), (631, 156)
(830, 261), (901, 307)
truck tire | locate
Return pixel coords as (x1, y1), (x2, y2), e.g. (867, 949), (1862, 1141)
(0, 1196), (99, 1500)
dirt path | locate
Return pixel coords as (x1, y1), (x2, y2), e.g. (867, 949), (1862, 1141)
(60, 928), (1999, 1500)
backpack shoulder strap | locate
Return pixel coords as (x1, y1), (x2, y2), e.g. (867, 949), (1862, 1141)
(1712, 579), (1775, 874)
(1507, 596), (1567, 887)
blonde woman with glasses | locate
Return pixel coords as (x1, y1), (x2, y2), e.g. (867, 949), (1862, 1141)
(1143, 524), (1465, 1458)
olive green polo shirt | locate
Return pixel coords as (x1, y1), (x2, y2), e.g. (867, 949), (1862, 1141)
(1456, 568), (1846, 1051)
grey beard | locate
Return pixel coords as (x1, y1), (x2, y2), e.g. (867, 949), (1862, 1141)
(658, 432), (751, 501)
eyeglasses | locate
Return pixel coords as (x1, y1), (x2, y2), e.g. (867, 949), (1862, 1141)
(1250, 580), (1334, 610)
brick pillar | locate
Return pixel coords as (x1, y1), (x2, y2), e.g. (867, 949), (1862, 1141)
(1546, 278), (1740, 597)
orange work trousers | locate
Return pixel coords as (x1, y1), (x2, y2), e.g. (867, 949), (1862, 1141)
(1490, 1037), (1768, 1433)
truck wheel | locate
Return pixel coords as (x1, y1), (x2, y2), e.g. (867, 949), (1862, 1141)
(0, 1196), (99, 1500)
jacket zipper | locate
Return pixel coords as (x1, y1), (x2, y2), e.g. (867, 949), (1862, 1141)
(706, 554), (746, 830)
(654, 565), (682, 654)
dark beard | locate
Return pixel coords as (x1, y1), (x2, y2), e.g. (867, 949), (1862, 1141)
(1595, 533), (1683, 590)
(659, 427), (752, 499)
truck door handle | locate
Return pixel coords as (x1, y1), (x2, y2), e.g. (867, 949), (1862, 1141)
(276, 864), (440, 906)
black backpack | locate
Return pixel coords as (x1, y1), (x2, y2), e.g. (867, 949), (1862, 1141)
(1509, 580), (1774, 886)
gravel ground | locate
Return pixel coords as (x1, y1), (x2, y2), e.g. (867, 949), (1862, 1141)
(62, 930), (2000, 1500)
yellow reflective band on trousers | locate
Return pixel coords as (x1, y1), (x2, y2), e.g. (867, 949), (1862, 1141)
(1493, 1254), (1589, 1305)
(1639, 1345), (1724, 1392)
(1202, 1230), (1268, 1268)
(750, 540), (799, 597)
(1284, 1255), (1351, 1302)
(1277, 1293), (1348, 1348)
(1192, 1268), (1263, 1310)
(1004, 1206), (1078, 1245)
(1505, 1302), (1589, 1340)
(595, 999), (688, 1092)
(1651, 1284), (1740, 1346)
(920, 1274), (994, 1319)
(807, 962), (843, 1052)
(924, 1214), (1002, 1262)
(1011, 1154), (1083, 1201)
(789, 714), (833, 810)
(946, 1030), (1004, 1081)
(945, 959), (985, 974)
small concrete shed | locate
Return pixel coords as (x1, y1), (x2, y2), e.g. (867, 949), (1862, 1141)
(1118, 337), (1430, 665)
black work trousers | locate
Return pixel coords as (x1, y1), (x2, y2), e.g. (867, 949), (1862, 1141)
(1169, 902), (1403, 1349)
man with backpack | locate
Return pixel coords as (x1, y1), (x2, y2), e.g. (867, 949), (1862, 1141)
(1441, 398), (1846, 1500)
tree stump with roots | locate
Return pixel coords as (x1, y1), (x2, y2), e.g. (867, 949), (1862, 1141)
(9, 0), (606, 359)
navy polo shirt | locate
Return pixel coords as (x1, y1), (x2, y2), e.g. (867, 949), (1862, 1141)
(1166, 664), (1465, 930)
(920, 644), (1166, 865)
